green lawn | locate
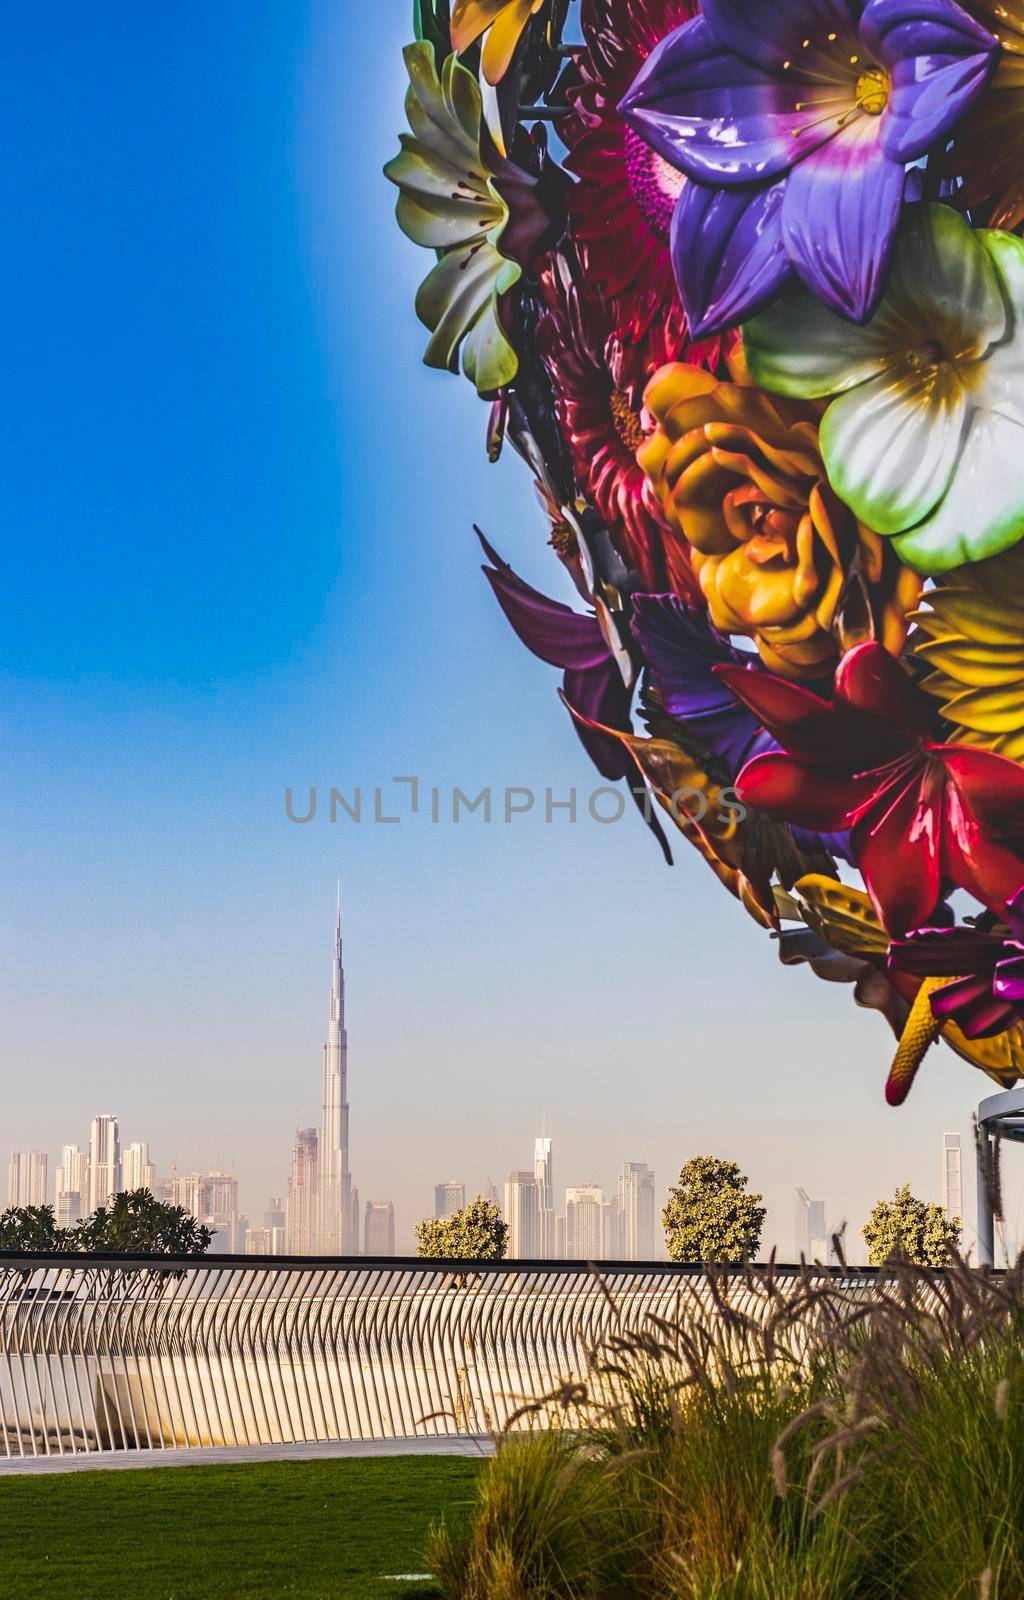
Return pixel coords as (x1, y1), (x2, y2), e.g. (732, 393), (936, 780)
(0, 1454), (481, 1599)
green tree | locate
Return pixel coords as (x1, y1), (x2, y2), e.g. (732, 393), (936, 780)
(862, 1184), (961, 1267)
(415, 1196), (507, 1261)
(662, 1156), (766, 1264)
(72, 1189), (213, 1256)
(0, 1204), (67, 1252)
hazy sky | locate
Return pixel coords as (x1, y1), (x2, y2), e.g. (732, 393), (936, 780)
(2, 2), (1017, 1258)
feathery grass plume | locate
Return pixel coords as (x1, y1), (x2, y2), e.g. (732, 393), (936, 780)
(430, 1260), (1024, 1598)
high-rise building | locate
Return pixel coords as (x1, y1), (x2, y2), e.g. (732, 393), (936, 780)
(88, 1116), (120, 1211)
(55, 1144), (89, 1225)
(8, 1151), (48, 1208)
(287, 1127), (319, 1255)
(943, 1133), (963, 1222)
(319, 890), (353, 1254)
(601, 1196), (623, 1259)
(483, 1179), (500, 1209)
(795, 1188), (829, 1260)
(264, 1195), (286, 1232)
(122, 1141), (156, 1194)
(534, 1133), (554, 1258)
(555, 1214), (566, 1259)
(171, 1172), (209, 1219)
(565, 1185), (603, 1260)
(504, 1170), (539, 1258)
(364, 1199), (396, 1256)
(619, 1162), (656, 1260)
(434, 1181), (465, 1219)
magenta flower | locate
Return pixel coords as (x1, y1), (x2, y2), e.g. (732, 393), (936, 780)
(888, 890), (1024, 1038)
(619, 0), (999, 335)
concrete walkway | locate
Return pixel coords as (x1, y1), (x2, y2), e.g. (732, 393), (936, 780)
(0, 1433), (494, 1475)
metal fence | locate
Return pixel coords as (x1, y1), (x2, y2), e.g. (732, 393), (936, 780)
(1, 1253), (854, 1459)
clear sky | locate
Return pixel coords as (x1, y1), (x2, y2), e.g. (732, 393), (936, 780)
(2, 1), (1017, 1259)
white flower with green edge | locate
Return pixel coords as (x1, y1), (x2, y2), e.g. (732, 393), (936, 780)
(385, 40), (520, 397)
(742, 203), (1024, 576)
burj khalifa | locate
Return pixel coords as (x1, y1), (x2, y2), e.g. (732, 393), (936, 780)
(318, 888), (354, 1254)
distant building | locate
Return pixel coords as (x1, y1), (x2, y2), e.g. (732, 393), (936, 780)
(619, 1162), (656, 1260)
(601, 1197), (623, 1259)
(319, 895), (353, 1256)
(122, 1141), (156, 1194)
(555, 1214), (566, 1259)
(264, 1196), (286, 1232)
(55, 1144), (88, 1224)
(364, 1199), (396, 1256)
(534, 1134), (555, 1258)
(795, 1188), (828, 1261)
(287, 1128), (319, 1255)
(434, 1181), (466, 1219)
(943, 1134), (963, 1222)
(8, 1151), (48, 1208)
(172, 1172), (209, 1221)
(565, 1186), (603, 1260)
(504, 1170), (539, 1258)
(88, 1116), (120, 1211)
(483, 1178), (501, 1209)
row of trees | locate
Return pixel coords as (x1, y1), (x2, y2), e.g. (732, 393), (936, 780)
(411, 1160), (962, 1268)
(0, 1189), (213, 1255)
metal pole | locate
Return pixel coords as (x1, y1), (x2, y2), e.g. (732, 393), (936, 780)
(976, 1124), (994, 1267)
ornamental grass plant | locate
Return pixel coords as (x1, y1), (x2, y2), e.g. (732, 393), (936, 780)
(428, 1256), (1024, 1599)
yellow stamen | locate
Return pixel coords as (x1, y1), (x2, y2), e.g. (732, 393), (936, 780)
(856, 68), (889, 114)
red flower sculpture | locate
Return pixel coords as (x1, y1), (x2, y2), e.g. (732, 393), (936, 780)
(718, 643), (1024, 936)
(558, 0), (699, 341)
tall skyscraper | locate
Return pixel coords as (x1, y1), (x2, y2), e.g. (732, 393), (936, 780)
(483, 1178), (500, 1209)
(943, 1134), (963, 1222)
(55, 1144), (88, 1225)
(88, 1115), (120, 1211)
(434, 1181), (465, 1219)
(795, 1188), (828, 1260)
(319, 890), (352, 1254)
(122, 1141), (156, 1193)
(602, 1196), (623, 1259)
(619, 1162), (656, 1260)
(172, 1172), (209, 1220)
(287, 1127), (319, 1255)
(364, 1199), (396, 1256)
(534, 1132), (554, 1258)
(504, 1170), (539, 1258)
(565, 1185), (603, 1260)
(8, 1151), (48, 1208)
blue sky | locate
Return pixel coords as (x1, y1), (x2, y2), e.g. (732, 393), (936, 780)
(1, 1), (1013, 1256)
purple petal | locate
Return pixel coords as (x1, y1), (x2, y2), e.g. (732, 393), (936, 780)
(631, 595), (772, 774)
(564, 658), (634, 781)
(930, 972), (1017, 1037)
(480, 548), (609, 672)
(888, 926), (1001, 977)
(702, 0), (863, 74)
(781, 117), (903, 321)
(670, 177), (793, 337)
(619, 15), (828, 186)
(862, 0), (1000, 164)
(994, 952), (1024, 1007)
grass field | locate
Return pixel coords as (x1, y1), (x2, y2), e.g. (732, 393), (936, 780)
(0, 1455), (481, 1600)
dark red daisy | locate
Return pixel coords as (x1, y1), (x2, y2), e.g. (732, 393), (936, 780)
(558, 0), (700, 341)
(536, 249), (703, 600)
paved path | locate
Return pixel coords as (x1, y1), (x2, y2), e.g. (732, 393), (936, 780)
(0, 1434), (494, 1475)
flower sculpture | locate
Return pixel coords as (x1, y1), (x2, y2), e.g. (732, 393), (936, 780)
(388, 0), (1024, 1103)
(618, 0), (999, 332)
(744, 203), (1024, 574)
(638, 361), (920, 676)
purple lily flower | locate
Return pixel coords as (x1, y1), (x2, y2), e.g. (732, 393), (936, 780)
(477, 529), (674, 862)
(631, 594), (852, 860)
(619, 0), (999, 334)
(888, 888), (1024, 1038)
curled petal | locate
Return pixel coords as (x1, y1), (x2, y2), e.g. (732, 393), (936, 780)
(862, 0), (1000, 164)
(736, 751), (878, 830)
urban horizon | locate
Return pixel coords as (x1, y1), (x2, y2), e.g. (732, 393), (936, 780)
(5, 895), (979, 1265)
